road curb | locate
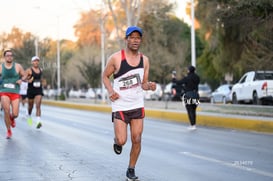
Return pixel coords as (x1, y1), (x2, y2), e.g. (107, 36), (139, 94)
(43, 100), (273, 134)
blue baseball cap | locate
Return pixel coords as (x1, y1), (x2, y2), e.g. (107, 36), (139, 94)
(125, 26), (143, 37)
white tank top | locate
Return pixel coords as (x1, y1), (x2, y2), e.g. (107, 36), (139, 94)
(19, 81), (28, 95)
(112, 50), (144, 112)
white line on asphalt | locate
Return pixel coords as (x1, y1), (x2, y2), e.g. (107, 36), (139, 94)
(180, 151), (273, 178)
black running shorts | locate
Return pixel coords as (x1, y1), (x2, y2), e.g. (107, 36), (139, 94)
(112, 107), (145, 123)
(27, 91), (44, 99)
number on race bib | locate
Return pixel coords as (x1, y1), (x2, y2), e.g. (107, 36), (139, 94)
(3, 83), (15, 89)
(118, 74), (141, 90)
(33, 81), (41, 88)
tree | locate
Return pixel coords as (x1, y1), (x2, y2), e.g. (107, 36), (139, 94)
(0, 27), (35, 67)
(74, 9), (102, 48)
(218, 0), (273, 75)
(107, 0), (142, 48)
(77, 60), (101, 89)
(43, 39), (76, 90)
(139, 0), (198, 85)
(65, 45), (102, 91)
(72, 0), (198, 86)
(196, 0), (273, 85)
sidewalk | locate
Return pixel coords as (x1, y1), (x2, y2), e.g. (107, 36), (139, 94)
(43, 98), (273, 133)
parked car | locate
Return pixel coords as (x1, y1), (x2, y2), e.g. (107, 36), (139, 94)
(231, 71), (273, 105)
(79, 89), (87, 98)
(94, 88), (108, 100)
(144, 83), (163, 100)
(44, 89), (57, 99)
(211, 84), (233, 104)
(198, 84), (212, 102)
(85, 88), (96, 99)
(68, 89), (80, 98)
(163, 82), (183, 101)
(163, 82), (173, 101)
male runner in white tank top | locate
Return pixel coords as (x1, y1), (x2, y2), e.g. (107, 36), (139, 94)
(102, 26), (156, 180)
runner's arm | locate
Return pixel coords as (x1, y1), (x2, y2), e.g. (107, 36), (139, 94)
(141, 56), (156, 91)
(102, 54), (119, 101)
(16, 64), (27, 84)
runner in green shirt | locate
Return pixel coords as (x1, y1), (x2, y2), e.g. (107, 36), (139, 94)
(0, 49), (27, 139)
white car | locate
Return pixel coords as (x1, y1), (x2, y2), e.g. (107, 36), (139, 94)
(85, 88), (96, 99)
(44, 89), (57, 99)
(211, 84), (233, 104)
(94, 88), (108, 99)
(231, 71), (273, 105)
(144, 83), (163, 101)
(163, 82), (182, 101)
(198, 84), (212, 102)
(68, 89), (81, 98)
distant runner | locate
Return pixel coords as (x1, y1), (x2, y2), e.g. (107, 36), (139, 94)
(25, 56), (44, 129)
(0, 49), (27, 139)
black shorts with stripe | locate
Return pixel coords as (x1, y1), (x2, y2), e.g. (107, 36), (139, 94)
(112, 107), (145, 124)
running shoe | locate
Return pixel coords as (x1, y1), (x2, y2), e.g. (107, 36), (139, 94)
(10, 115), (16, 128)
(113, 138), (122, 154)
(126, 168), (138, 180)
(113, 143), (122, 155)
(6, 129), (12, 139)
(36, 122), (42, 129)
(27, 117), (33, 126)
(188, 125), (197, 130)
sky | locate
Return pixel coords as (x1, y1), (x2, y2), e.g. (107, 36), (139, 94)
(0, 0), (190, 41)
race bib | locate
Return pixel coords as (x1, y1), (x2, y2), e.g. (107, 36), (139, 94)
(3, 83), (15, 89)
(33, 81), (41, 88)
(118, 74), (141, 90)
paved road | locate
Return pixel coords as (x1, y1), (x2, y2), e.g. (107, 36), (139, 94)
(1, 105), (273, 181)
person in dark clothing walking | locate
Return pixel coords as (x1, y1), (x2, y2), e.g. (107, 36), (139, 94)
(172, 65), (200, 130)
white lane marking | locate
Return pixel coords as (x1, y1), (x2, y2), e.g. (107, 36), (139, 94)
(180, 151), (273, 178)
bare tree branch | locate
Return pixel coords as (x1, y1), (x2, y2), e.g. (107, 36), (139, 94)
(107, 0), (122, 48)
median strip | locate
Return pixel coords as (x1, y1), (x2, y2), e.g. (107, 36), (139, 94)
(43, 100), (273, 134)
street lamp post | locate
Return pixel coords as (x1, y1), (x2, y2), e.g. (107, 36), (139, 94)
(57, 16), (61, 98)
(35, 37), (39, 56)
(32, 6), (61, 97)
(100, 21), (106, 103)
(191, 0), (196, 67)
(57, 39), (61, 97)
(100, 1), (107, 103)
